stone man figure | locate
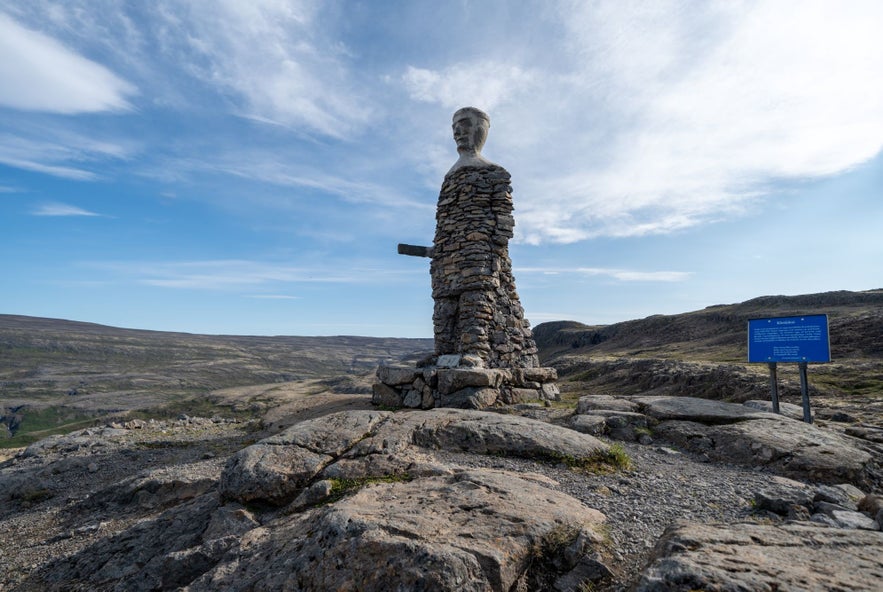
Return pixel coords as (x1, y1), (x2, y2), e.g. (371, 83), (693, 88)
(430, 107), (540, 369)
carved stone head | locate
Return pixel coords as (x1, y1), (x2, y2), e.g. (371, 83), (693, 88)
(448, 107), (494, 174)
(452, 107), (490, 155)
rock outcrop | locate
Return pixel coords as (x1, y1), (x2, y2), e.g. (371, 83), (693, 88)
(22, 409), (613, 591)
(572, 394), (878, 489)
(634, 522), (883, 591)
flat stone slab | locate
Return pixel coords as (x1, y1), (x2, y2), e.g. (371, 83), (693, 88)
(633, 395), (778, 424)
(634, 521), (883, 591)
(654, 417), (874, 487)
(743, 399), (810, 421)
(577, 395), (639, 414)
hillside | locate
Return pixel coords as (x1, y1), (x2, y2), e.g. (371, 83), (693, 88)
(534, 289), (883, 361)
(3, 289), (881, 446)
(0, 315), (432, 446)
(535, 289), (883, 422)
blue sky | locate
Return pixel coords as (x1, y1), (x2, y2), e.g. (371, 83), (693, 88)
(1, 1), (881, 338)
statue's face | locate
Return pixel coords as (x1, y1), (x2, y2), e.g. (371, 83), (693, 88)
(452, 114), (487, 153)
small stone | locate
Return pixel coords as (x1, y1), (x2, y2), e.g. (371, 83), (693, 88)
(402, 390), (422, 408)
(371, 383), (401, 408)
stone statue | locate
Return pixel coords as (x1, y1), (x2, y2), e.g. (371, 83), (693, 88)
(431, 107), (538, 369)
(381, 107), (558, 409)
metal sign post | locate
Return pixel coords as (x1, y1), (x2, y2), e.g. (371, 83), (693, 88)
(768, 362), (780, 414)
(798, 361), (812, 424)
(747, 315), (830, 424)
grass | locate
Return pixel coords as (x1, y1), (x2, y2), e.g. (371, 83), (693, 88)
(326, 473), (413, 502)
(0, 406), (99, 449)
(521, 443), (632, 474)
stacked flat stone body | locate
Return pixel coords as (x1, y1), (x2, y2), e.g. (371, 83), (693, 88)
(431, 164), (539, 368)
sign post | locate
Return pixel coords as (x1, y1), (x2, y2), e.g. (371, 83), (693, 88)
(747, 315), (830, 423)
(767, 361), (780, 414)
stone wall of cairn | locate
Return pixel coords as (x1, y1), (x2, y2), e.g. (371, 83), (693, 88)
(373, 165), (559, 410)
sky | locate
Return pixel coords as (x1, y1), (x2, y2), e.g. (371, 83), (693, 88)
(1, 1), (882, 338)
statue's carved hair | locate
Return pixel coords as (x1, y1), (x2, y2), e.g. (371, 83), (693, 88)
(453, 107), (490, 126)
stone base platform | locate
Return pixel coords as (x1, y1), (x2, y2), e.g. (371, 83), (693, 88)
(372, 355), (559, 410)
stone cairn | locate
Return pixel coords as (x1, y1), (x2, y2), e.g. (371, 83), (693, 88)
(373, 107), (559, 409)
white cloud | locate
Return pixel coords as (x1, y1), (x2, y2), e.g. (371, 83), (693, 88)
(517, 266), (691, 282)
(401, 1), (883, 244)
(0, 131), (131, 180)
(32, 202), (102, 217)
(402, 62), (537, 112)
(150, 0), (373, 139)
(0, 11), (135, 113)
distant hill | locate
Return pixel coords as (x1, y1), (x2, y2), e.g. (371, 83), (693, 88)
(2, 289), (881, 446)
(534, 289), (883, 408)
(0, 315), (433, 399)
(534, 289), (883, 362)
(0, 315), (432, 445)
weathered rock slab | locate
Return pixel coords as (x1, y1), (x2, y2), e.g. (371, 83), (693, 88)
(412, 409), (609, 460)
(190, 470), (608, 592)
(633, 395), (777, 424)
(577, 394), (639, 414)
(654, 417), (873, 487)
(634, 521), (883, 592)
(743, 399), (810, 421)
(220, 409), (610, 507)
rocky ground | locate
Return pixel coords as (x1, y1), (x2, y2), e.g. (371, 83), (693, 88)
(1, 391), (881, 591)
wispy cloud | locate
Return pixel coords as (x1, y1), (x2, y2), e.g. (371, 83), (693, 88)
(403, 62), (538, 112)
(0, 128), (133, 180)
(32, 202), (103, 217)
(0, 11), (135, 113)
(247, 294), (300, 300)
(147, 0), (374, 139)
(88, 259), (419, 291)
(517, 266), (691, 282)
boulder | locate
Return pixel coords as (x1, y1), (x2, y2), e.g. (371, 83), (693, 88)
(653, 418), (874, 487)
(570, 415), (607, 436)
(634, 522), (883, 591)
(371, 382), (401, 407)
(190, 470), (608, 592)
(26, 410), (615, 591)
(438, 386), (500, 409)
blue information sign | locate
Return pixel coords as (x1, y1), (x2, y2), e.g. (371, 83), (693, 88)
(747, 315), (831, 363)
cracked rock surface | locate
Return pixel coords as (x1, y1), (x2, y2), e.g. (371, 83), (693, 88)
(2, 399), (881, 591)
